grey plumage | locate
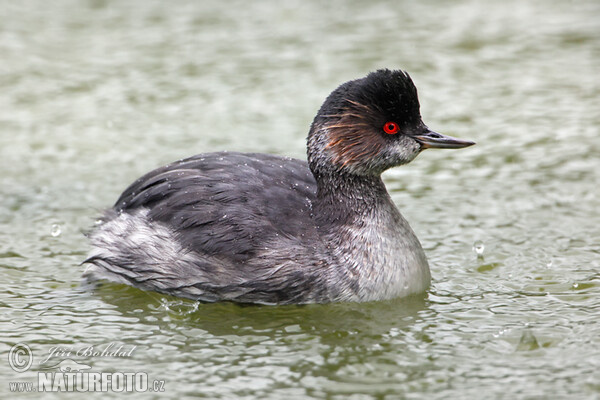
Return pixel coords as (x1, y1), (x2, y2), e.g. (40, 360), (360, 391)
(83, 69), (474, 304)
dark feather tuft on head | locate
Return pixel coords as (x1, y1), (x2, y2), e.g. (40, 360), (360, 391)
(307, 69), (424, 175)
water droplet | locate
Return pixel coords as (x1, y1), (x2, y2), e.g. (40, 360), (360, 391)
(473, 240), (485, 256)
(492, 328), (509, 338)
(51, 224), (62, 237)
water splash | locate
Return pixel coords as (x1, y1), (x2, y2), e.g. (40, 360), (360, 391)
(517, 327), (540, 351)
(160, 298), (199, 316)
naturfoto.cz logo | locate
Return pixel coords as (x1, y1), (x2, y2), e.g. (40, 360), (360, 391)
(7, 343), (165, 393)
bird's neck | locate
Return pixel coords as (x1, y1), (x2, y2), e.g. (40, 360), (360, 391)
(312, 170), (389, 225)
(312, 169), (431, 301)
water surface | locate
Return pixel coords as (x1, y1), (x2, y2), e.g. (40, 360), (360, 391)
(1, 0), (599, 398)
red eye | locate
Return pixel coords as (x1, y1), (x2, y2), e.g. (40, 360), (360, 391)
(383, 122), (399, 134)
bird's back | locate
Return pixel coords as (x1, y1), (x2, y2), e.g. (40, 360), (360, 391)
(116, 152), (318, 261)
(83, 152), (335, 304)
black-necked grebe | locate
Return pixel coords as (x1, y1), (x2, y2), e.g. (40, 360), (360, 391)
(83, 69), (474, 304)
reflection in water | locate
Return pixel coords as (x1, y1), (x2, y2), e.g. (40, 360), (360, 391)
(93, 282), (428, 339)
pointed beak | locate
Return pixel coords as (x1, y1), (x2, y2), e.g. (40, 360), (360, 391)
(413, 129), (476, 150)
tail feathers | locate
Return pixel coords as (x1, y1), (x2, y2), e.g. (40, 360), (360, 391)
(81, 255), (258, 303)
(82, 256), (142, 287)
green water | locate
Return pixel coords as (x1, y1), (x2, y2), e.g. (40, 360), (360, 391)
(1, 0), (599, 398)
